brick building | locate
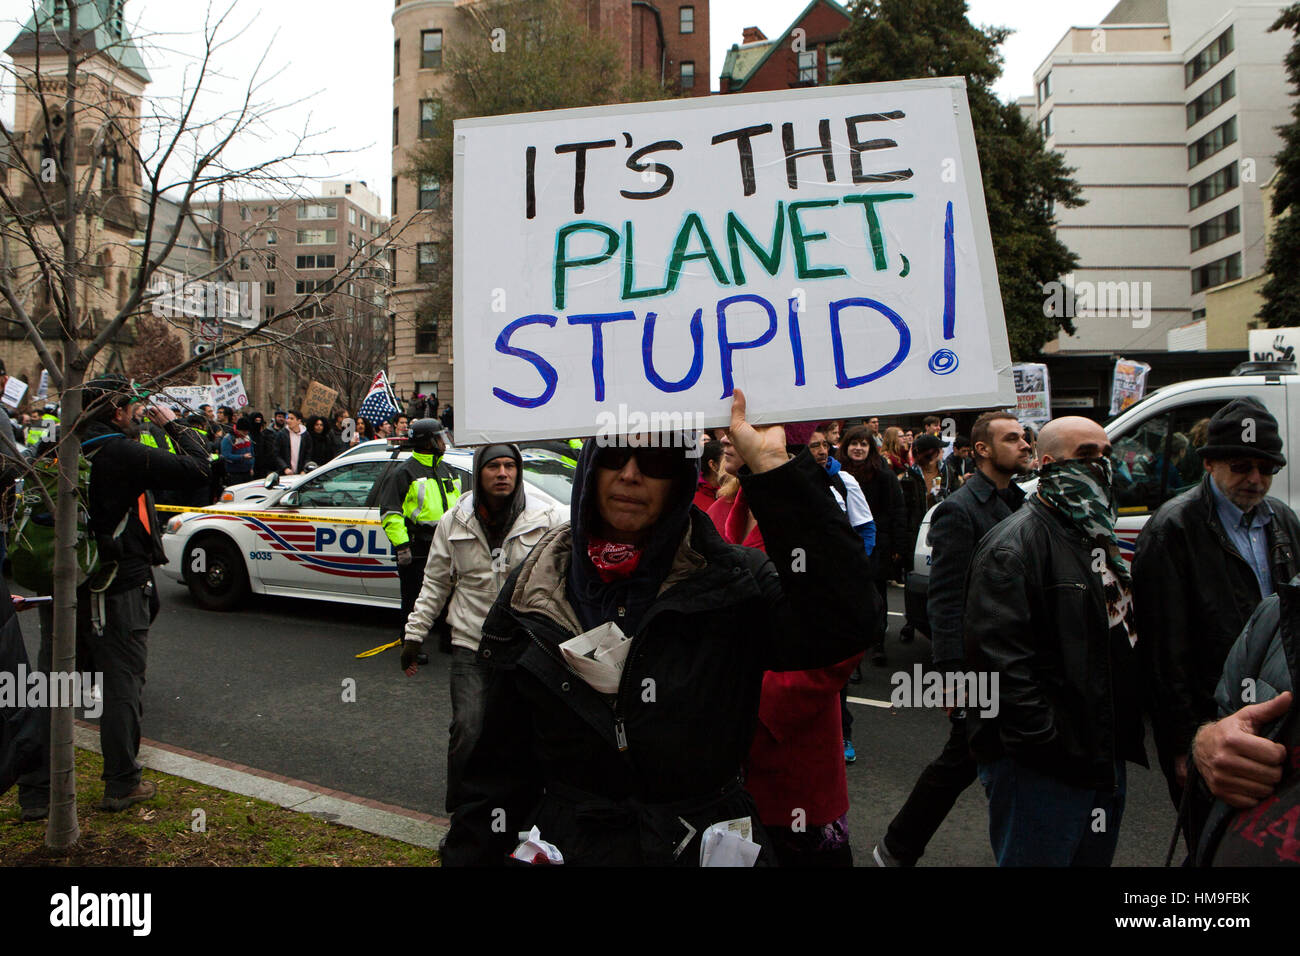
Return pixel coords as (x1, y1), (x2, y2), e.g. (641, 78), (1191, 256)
(192, 182), (391, 414)
(389, 0), (710, 412)
(718, 0), (851, 94)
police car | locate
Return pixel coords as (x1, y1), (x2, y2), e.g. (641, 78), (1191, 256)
(162, 447), (574, 611)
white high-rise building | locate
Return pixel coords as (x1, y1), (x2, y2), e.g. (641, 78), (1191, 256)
(1029, 0), (1292, 352)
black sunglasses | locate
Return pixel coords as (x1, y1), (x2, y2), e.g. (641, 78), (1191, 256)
(1228, 460), (1281, 476)
(594, 445), (681, 479)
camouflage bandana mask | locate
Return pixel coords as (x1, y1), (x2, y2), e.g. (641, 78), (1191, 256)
(1038, 457), (1131, 584)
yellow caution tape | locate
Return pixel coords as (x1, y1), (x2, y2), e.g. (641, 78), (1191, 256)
(355, 639), (401, 659)
(155, 504), (383, 526)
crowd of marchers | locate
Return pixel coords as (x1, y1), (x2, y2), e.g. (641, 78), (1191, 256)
(5, 372), (1297, 869)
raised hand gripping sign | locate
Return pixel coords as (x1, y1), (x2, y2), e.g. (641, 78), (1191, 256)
(453, 77), (1014, 443)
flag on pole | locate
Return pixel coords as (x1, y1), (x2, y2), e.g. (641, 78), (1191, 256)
(358, 371), (400, 426)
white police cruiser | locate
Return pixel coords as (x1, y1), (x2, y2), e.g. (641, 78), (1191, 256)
(162, 446), (573, 611)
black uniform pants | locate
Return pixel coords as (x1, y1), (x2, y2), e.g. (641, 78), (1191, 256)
(880, 712), (977, 866)
(95, 581), (158, 798)
(398, 553), (428, 636)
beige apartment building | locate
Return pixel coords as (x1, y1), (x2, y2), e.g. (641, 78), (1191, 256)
(1025, 0), (1293, 353)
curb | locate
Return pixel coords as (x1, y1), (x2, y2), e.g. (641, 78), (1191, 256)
(73, 722), (450, 851)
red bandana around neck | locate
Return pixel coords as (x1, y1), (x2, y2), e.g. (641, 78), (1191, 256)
(587, 536), (644, 582)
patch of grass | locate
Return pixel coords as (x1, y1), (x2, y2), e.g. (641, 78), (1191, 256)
(0, 748), (439, 866)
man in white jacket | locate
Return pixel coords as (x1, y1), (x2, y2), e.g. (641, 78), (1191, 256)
(401, 443), (563, 814)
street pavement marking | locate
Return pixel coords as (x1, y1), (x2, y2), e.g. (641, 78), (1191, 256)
(888, 611), (903, 617)
(846, 696), (894, 709)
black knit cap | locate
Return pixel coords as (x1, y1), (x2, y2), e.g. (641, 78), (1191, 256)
(1198, 397), (1286, 466)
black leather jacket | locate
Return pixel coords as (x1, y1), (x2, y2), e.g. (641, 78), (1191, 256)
(1132, 474), (1300, 785)
(964, 496), (1148, 789)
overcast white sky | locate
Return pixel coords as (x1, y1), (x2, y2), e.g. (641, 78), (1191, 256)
(1, 0), (1121, 212)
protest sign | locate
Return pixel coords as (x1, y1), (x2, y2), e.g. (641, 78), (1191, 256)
(1248, 328), (1300, 365)
(453, 77), (1015, 443)
(155, 385), (212, 414)
(2, 376), (27, 409)
(212, 373), (248, 410)
(34, 370), (48, 401)
(1012, 363), (1050, 428)
(1109, 358), (1151, 416)
(301, 381), (338, 419)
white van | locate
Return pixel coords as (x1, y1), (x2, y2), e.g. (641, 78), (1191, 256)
(904, 365), (1297, 636)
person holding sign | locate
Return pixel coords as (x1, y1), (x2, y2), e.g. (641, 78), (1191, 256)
(440, 391), (872, 866)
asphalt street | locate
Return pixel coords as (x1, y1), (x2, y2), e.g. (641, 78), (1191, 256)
(25, 574), (1177, 866)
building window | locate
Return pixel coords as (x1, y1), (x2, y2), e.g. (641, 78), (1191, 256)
(266, 205), (277, 220)
(680, 61), (695, 90)
(264, 280), (276, 296)
(391, 177), (398, 218)
(1040, 112), (1053, 138)
(417, 242), (439, 281)
(1188, 116), (1236, 168)
(680, 5), (694, 33)
(266, 230), (277, 245)
(1186, 26), (1233, 87)
(826, 52), (842, 83)
(296, 254), (336, 269)
(798, 50), (817, 84)
(416, 313), (440, 353)
(361, 214), (369, 231)
(419, 175), (440, 210)
(296, 229), (336, 245)
(264, 304), (274, 320)
(1037, 72), (1052, 105)
(421, 29), (443, 69)
(296, 279), (333, 295)
(299, 202), (337, 220)
(349, 232), (358, 250)
(389, 248), (397, 276)
(1189, 161), (1238, 210)
(394, 39), (400, 77)
(240, 206), (249, 221)
(1190, 205), (1241, 252)
(390, 314), (397, 356)
(419, 99), (439, 139)
(264, 252), (276, 270)
(239, 255), (249, 270)
(1187, 71), (1234, 127)
(1191, 251), (1242, 293)
(393, 107), (399, 147)
(348, 207), (357, 225)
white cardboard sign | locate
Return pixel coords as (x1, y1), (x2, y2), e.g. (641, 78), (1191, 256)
(212, 373), (248, 410)
(453, 78), (1014, 443)
(2, 376), (28, 409)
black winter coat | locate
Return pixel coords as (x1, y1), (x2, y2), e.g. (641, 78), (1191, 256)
(925, 469), (1024, 667)
(84, 419), (210, 594)
(440, 452), (873, 866)
(1132, 474), (1300, 784)
(964, 496), (1148, 790)
(848, 462), (905, 577)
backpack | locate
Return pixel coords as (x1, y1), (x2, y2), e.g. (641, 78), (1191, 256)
(9, 434), (120, 593)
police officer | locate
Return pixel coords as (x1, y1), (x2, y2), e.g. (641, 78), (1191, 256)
(375, 419), (460, 663)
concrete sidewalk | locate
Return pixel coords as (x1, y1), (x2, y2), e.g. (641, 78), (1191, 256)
(74, 721), (449, 850)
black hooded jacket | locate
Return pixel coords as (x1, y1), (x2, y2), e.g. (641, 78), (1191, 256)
(440, 441), (873, 866)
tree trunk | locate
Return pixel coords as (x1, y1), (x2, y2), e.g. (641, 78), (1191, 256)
(46, 0), (81, 851)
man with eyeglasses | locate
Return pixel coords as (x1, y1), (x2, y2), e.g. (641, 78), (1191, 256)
(1133, 397), (1300, 832)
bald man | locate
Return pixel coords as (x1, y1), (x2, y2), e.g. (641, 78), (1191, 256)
(963, 417), (1147, 866)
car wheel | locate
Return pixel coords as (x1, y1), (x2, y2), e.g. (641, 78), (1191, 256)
(185, 536), (249, 612)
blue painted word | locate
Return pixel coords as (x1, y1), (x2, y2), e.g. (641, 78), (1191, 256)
(314, 527), (393, 555)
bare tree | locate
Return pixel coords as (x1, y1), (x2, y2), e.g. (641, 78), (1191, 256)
(0, 0), (406, 849)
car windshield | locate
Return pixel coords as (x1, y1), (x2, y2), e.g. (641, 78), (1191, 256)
(521, 454), (576, 504)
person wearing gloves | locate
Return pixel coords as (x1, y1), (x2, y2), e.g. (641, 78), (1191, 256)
(400, 443), (563, 822)
(374, 419), (461, 666)
(440, 391), (873, 866)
